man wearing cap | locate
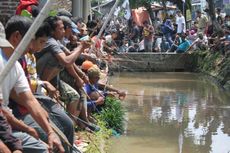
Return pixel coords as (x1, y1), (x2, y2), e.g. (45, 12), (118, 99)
(59, 16), (79, 47)
(84, 65), (126, 113)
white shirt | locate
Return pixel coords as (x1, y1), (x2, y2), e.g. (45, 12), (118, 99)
(0, 48), (30, 107)
(176, 15), (186, 33)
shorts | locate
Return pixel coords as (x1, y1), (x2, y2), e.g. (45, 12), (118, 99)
(60, 70), (86, 107)
(59, 80), (80, 104)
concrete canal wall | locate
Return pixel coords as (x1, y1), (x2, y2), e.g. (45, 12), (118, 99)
(110, 53), (195, 72)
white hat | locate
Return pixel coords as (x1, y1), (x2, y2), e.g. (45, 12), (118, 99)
(0, 22), (14, 49)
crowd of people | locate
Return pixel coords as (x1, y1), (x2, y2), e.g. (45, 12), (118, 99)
(106, 8), (230, 55)
(0, 2), (126, 153)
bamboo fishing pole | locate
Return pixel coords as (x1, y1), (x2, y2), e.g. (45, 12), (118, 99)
(91, 0), (120, 56)
(52, 98), (102, 153)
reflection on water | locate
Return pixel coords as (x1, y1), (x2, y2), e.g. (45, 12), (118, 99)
(109, 72), (230, 153)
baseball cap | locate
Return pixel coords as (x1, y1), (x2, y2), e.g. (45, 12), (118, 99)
(0, 22), (14, 49)
(81, 60), (94, 71)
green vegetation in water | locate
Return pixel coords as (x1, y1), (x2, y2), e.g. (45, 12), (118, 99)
(85, 97), (125, 153)
(96, 97), (126, 134)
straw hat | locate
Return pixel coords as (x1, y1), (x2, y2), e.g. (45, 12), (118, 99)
(87, 65), (101, 79)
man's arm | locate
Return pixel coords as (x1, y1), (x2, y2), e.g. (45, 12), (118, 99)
(55, 45), (84, 66)
(73, 64), (89, 84)
(56, 41), (90, 66)
(2, 108), (39, 139)
(65, 64), (84, 88)
(0, 100), (23, 153)
(98, 83), (126, 98)
(10, 90), (64, 153)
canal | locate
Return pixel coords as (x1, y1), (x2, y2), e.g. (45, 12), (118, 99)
(108, 72), (230, 153)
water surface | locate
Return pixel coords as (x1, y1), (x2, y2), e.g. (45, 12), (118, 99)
(108, 72), (230, 153)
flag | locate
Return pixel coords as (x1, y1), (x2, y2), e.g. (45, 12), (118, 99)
(122, 0), (131, 20)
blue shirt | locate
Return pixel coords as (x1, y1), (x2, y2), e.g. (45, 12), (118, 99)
(177, 40), (190, 52)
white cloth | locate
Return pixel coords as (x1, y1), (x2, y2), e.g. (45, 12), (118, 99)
(105, 35), (113, 44)
(0, 48), (30, 107)
(176, 16), (186, 33)
(194, 36), (208, 45)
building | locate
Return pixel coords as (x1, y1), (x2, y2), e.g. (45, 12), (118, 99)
(0, 0), (91, 25)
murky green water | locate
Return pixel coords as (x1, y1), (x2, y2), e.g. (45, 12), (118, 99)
(108, 72), (230, 153)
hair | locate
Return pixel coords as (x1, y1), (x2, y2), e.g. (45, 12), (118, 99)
(45, 16), (61, 32)
(177, 10), (182, 14)
(216, 8), (221, 13)
(196, 10), (201, 14)
(72, 17), (83, 25)
(5, 15), (33, 40)
(35, 22), (51, 39)
(143, 21), (148, 25)
(31, 5), (39, 17)
(59, 16), (72, 29)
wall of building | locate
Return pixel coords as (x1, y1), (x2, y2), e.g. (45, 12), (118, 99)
(110, 53), (195, 72)
(0, 0), (72, 25)
(0, 0), (19, 25)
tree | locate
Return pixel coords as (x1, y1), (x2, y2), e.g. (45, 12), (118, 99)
(206, 0), (223, 35)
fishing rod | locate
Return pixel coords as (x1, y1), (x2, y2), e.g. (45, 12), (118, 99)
(52, 98), (102, 153)
(80, 88), (101, 114)
(49, 120), (82, 153)
(40, 101), (82, 153)
(52, 96), (99, 130)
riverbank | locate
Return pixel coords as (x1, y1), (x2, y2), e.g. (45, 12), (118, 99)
(191, 51), (230, 90)
(77, 97), (125, 153)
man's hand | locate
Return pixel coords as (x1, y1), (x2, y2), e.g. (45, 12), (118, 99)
(48, 132), (65, 153)
(82, 75), (89, 84)
(26, 127), (39, 139)
(80, 40), (91, 50)
(96, 96), (104, 105)
(44, 81), (60, 99)
(75, 78), (84, 89)
(117, 91), (126, 100)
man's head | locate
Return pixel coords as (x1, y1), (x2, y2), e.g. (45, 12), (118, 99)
(72, 17), (84, 29)
(5, 15), (33, 48)
(198, 32), (203, 40)
(180, 33), (187, 41)
(143, 21), (149, 27)
(87, 65), (101, 84)
(216, 8), (221, 15)
(45, 16), (65, 40)
(30, 22), (50, 53)
(111, 29), (118, 39)
(0, 22), (14, 49)
(59, 16), (79, 39)
(177, 10), (182, 17)
(196, 10), (201, 18)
